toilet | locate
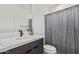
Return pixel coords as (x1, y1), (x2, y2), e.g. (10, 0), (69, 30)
(44, 44), (57, 54)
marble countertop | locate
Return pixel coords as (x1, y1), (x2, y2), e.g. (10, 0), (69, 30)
(0, 35), (44, 53)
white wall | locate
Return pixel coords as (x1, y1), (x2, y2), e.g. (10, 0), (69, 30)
(13, 5), (32, 31)
(0, 5), (14, 32)
(32, 4), (49, 35)
(0, 4), (32, 32)
(32, 4), (77, 35)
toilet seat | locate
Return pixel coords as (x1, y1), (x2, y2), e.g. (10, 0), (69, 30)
(44, 44), (56, 54)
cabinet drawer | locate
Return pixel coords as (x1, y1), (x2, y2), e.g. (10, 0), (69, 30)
(27, 45), (43, 54)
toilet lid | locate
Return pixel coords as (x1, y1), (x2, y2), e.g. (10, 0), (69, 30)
(44, 44), (56, 51)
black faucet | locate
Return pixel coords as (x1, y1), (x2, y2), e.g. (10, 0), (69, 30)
(18, 29), (24, 37)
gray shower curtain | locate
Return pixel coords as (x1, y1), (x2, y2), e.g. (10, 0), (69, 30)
(45, 5), (79, 54)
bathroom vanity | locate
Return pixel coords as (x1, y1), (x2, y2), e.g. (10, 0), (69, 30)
(0, 35), (44, 54)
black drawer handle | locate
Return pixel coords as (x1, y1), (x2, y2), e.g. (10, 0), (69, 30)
(25, 46), (39, 53)
(25, 49), (32, 53)
(34, 46), (39, 49)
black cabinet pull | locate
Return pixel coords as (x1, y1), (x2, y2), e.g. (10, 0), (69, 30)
(34, 46), (39, 49)
(25, 49), (32, 53)
(25, 46), (39, 53)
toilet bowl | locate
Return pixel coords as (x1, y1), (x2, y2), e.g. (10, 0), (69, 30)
(44, 44), (57, 54)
